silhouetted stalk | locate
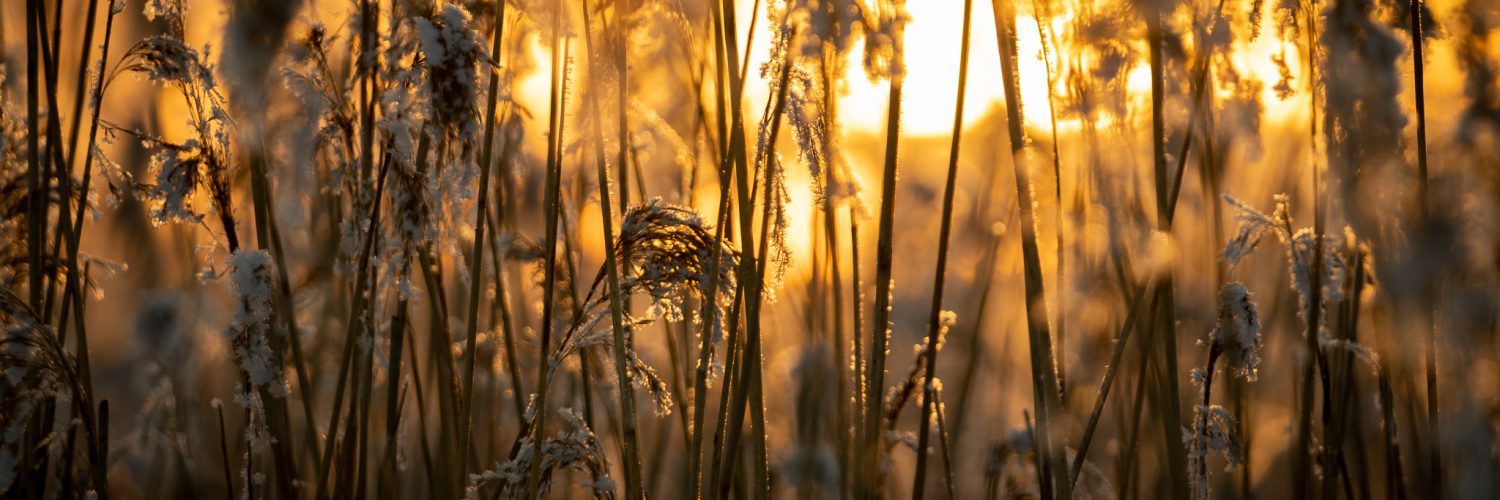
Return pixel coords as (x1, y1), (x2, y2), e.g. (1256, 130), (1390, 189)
(1145, 9), (1189, 499)
(484, 185), (527, 425)
(1034, 0), (1068, 399)
(1194, 345), (1223, 495)
(1165, 0), (1229, 220)
(459, 1), (507, 483)
(217, 401), (235, 500)
(1305, 135), (1329, 500)
(1071, 270), (1153, 486)
(49, 0), (98, 357)
(1378, 353), (1409, 499)
(523, 4), (568, 494)
(707, 287), (745, 498)
(860, 3), (907, 494)
(579, 0), (646, 495)
(992, 0), (1070, 497)
(381, 284), (411, 490)
(913, 0), (972, 496)
(37, 0), (67, 325)
(1408, 0), (1442, 492)
(1294, 0), (1325, 495)
(52, 1), (115, 490)
(848, 196), (866, 486)
(693, 3), (739, 495)
(613, 0), (648, 491)
(935, 390), (956, 500)
(316, 144), (395, 497)
(25, 0), (41, 316)
(811, 44), (854, 492)
(713, 0), (770, 495)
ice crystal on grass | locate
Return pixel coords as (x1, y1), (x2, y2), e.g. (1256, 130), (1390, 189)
(416, 4), (489, 143)
(142, 0), (186, 34)
(986, 429), (1115, 500)
(528, 201), (737, 423)
(615, 200), (738, 327)
(112, 23), (236, 231)
(227, 250), (286, 394)
(467, 408), (612, 498)
(144, 139), (205, 225)
(1210, 282), (1263, 381)
(1186, 405), (1243, 500)
(1223, 194), (1351, 341)
(124, 36), (214, 88)
(0, 290), (89, 496)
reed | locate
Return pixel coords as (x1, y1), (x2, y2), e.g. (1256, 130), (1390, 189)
(2, 0), (1493, 498)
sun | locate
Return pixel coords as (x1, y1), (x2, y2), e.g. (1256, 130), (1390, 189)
(831, 2), (1067, 137)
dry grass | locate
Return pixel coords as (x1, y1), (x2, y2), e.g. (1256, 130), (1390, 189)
(0, 0), (1498, 498)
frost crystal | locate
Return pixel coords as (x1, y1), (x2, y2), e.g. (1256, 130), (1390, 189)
(1210, 282), (1262, 381)
(415, 4), (488, 142)
(227, 249), (285, 393)
(1186, 405), (1243, 500)
(465, 408), (612, 498)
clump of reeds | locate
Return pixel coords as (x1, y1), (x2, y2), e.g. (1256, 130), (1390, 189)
(1185, 282), (1260, 499)
(469, 407), (614, 498)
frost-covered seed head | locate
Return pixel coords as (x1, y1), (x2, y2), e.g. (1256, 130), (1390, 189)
(416, 4), (488, 142)
(1211, 282), (1262, 382)
(227, 250), (285, 393)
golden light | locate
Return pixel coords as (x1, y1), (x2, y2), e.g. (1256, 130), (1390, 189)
(500, 0), (1320, 290)
(835, 2), (1061, 136)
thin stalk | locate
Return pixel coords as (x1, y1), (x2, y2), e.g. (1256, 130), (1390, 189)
(581, 0), (646, 495)
(707, 286), (746, 499)
(861, 7), (907, 497)
(613, 0), (648, 491)
(217, 402), (235, 500)
(382, 287), (411, 492)
(813, 47), (852, 494)
(1145, 10), (1189, 499)
(485, 181), (527, 424)
(522, 3), (567, 494)
(1408, 0), (1441, 492)
(712, 0), (770, 495)
(949, 229), (1003, 443)
(691, 3), (739, 495)
(992, 0), (1070, 497)
(1071, 269), (1154, 485)
(912, 0), (972, 497)
(1194, 346), (1223, 495)
(25, 0), (41, 313)
(1034, 0), (1068, 399)
(406, 323), (440, 494)
(458, 1), (507, 482)
(48, 1), (115, 490)
(1296, 0), (1326, 494)
(849, 195), (866, 491)
(48, 0), (98, 350)
(315, 148), (394, 498)
(935, 390), (956, 500)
